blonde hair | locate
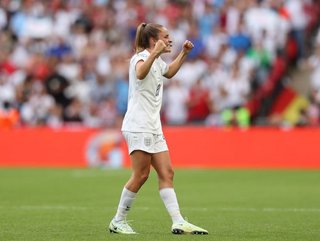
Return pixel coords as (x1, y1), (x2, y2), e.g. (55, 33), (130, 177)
(134, 23), (163, 53)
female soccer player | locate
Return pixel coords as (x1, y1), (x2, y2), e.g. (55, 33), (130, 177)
(108, 23), (208, 235)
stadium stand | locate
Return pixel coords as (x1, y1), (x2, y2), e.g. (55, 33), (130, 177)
(0, 0), (319, 128)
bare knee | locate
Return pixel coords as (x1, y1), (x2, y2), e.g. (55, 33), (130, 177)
(158, 168), (174, 187)
(126, 150), (152, 192)
(126, 170), (150, 192)
(136, 171), (149, 185)
(167, 168), (174, 181)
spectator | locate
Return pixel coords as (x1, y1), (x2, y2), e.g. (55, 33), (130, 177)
(219, 60), (251, 127)
(187, 79), (211, 123)
(228, 19), (251, 53)
(20, 81), (56, 126)
(64, 98), (84, 123)
(0, 0), (319, 128)
(205, 24), (228, 58)
(44, 59), (71, 108)
(247, 40), (273, 88)
(285, 0), (308, 61)
(204, 56), (229, 126)
(0, 101), (19, 129)
(164, 79), (189, 125)
(198, 2), (219, 41)
(185, 22), (205, 59)
(305, 43), (320, 126)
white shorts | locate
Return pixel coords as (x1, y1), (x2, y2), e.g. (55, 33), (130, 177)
(122, 132), (169, 154)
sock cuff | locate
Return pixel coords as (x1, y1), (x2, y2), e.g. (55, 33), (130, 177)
(123, 187), (137, 198)
(159, 187), (176, 198)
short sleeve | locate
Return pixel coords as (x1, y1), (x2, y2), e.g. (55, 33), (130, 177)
(132, 51), (148, 69)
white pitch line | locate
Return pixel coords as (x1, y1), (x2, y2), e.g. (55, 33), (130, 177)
(0, 206), (319, 213)
(212, 207), (320, 213)
(0, 205), (89, 211)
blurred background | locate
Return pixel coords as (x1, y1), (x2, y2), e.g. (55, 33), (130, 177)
(1, 3), (319, 238)
(1, 0), (320, 169)
(1, 0), (320, 130)
(1, 3), (319, 240)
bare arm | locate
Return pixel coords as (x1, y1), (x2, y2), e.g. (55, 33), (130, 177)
(164, 40), (194, 79)
(136, 40), (167, 80)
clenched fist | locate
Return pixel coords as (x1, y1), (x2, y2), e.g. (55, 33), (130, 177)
(154, 40), (167, 57)
(183, 40), (194, 53)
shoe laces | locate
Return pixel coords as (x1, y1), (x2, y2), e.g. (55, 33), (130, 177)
(116, 219), (134, 231)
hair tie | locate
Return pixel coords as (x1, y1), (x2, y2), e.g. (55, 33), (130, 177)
(142, 23), (147, 28)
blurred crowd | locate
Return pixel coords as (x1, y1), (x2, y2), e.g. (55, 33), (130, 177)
(0, 0), (319, 129)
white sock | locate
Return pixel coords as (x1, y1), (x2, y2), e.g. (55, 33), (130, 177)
(159, 188), (184, 224)
(114, 187), (136, 221)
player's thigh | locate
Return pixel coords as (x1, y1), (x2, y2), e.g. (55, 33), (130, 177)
(130, 150), (152, 175)
(151, 151), (174, 178)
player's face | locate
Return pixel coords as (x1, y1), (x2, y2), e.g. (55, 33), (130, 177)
(158, 27), (172, 53)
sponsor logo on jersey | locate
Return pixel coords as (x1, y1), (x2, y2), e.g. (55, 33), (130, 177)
(155, 83), (161, 96)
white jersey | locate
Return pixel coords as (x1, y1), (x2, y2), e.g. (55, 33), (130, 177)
(121, 49), (169, 134)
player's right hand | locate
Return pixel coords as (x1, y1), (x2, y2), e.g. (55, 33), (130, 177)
(154, 40), (167, 56)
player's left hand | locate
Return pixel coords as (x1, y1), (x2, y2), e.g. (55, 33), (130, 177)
(183, 40), (194, 53)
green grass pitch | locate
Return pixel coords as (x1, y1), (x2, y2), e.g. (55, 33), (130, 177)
(0, 168), (319, 241)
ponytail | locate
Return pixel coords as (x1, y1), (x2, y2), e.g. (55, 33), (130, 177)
(134, 23), (163, 53)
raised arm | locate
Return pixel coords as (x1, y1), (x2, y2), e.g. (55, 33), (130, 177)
(136, 40), (167, 80)
(164, 40), (194, 79)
